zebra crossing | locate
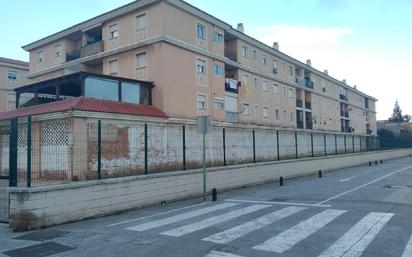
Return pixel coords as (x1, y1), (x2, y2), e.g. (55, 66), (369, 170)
(124, 201), (410, 256)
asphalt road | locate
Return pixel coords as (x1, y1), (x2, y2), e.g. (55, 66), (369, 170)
(2, 156), (412, 257)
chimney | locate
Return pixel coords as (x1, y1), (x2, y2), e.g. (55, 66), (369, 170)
(306, 59), (312, 66)
(272, 42), (279, 51)
(343, 79), (347, 84)
(237, 23), (244, 33)
(324, 69), (328, 75)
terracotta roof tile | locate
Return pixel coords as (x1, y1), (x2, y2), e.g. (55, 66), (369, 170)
(0, 97), (167, 120)
(0, 57), (29, 67)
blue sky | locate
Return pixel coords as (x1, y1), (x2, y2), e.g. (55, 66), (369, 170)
(1, 0), (411, 119)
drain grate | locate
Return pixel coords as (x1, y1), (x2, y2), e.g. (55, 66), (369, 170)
(270, 198), (288, 202)
(3, 242), (74, 257)
(14, 230), (67, 242)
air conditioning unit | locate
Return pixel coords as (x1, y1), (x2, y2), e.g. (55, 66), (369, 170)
(273, 68), (278, 74)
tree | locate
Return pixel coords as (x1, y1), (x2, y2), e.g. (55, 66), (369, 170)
(388, 100), (405, 122)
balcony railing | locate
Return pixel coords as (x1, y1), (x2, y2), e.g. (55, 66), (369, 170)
(305, 101), (311, 109)
(340, 111), (349, 118)
(225, 111), (239, 123)
(306, 122), (313, 130)
(342, 127), (353, 133)
(224, 49), (237, 62)
(305, 79), (314, 89)
(297, 120), (304, 129)
(296, 99), (303, 108)
(339, 94), (348, 101)
(225, 80), (239, 94)
(367, 129), (373, 135)
(66, 41), (104, 62)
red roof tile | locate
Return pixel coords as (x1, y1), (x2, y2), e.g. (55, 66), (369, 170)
(0, 97), (168, 120)
(0, 57), (29, 67)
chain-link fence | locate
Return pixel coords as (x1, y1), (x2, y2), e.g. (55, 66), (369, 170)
(0, 115), (380, 187)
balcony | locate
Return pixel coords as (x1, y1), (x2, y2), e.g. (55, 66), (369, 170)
(340, 111), (349, 118)
(224, 49), (237, 62)
(305, 79), (314, 89)
(306, 122), (313, 130)
(339, 94), (348, 101)
(225, 111), (239, 123)
(305, 101), (311, 109)
(367, 129), (373, 135)
(66, 41), (104, 62)
(225, 79), (239, 94)
(297, 120), (304, 129)
(296, 99), (303, 108)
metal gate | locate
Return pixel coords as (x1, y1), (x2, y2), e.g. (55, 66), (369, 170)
(0, 119), (17, 223)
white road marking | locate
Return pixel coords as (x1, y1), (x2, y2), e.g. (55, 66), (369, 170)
(107, 202), (210, 227)
(317, 164), (412, 205)
(204, 251), (244, 257)
(203, 206), (305, 244)
(254, 209), (346, 253)
(317, 212), (394, 257)
(161, 204), (270, 237)
(126, 203), (239, 231)
(401, 234), (412, 257)
(339, 176), (355, 182)
(225, 199), (331, 208)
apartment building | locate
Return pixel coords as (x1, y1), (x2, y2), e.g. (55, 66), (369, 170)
(17, 0), (376, 135)
(0, 57), (29, 112)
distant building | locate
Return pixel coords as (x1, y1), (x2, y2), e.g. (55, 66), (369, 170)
(377, 120), (412, 137)
(4, 0), (376, 135)
(0, 57), (29, 112)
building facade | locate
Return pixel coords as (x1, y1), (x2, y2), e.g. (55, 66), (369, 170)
(0, 57), (29, 112)
(19, 0), (377, 135)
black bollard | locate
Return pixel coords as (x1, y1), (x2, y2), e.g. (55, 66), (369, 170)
(280, 176), (284, 186)
(369, 161), (372, 166)
(375, 160), (378, 165)
(318, 170), (322, 178)
(212, 188), (217, 202)
(380, 160), (383, 164)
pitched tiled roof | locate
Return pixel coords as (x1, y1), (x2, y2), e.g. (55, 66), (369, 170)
(0, 57), (29, 67)
(0, 97), (167, 120)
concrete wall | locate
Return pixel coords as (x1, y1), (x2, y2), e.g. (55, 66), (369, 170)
(8, 148), (412, 230)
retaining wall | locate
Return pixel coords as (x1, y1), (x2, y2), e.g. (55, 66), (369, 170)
(8, 149), (412, 230)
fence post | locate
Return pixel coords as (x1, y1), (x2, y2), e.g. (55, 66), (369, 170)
(276, 130), (280, 161)
(252, 129), (256, 163)
(295, 131), (298, 159)
(352, 136), (355, 153)
(359, 136), (362, 152)
(344, 135), (347, 154)
(223, 128), (226, 166)
(144, 123), (148, 174)
(27, 116), (32, 187)
(9, 118), (18, 187)
(311, 133), (314, 157)
(335, 134), (338, 155)
(97, 120), (101, 180)
(324, 133), (327, 156)
(182, 125), (186, 170)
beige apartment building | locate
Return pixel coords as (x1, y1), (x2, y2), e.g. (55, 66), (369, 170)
(18, 0), (376, 135)
(0, 58), (29, 112)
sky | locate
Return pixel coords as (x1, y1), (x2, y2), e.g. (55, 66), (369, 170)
(1, 0), (411, 120)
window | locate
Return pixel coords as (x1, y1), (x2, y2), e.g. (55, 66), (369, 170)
(273, 84), (279, 94)
(85, 77), (119, 101)
(135, 14), (147, 40)
(275, 109), (280, 120)
(135, 52), (147, 79)
(253, 50), (257, 61)
(54, 44), (62, 57)
(213, 98), (224, 109)
(254, 104), (259, 117)
(273, 59), (278, 73)
(241, 74), (249, 86)
(7, 71), (17, 80)
(212, 64), (223, 77)
(282, 62), (286, 73)
(121, 82), (150, 105)
(197, 24), (206, 39)
(263, 107), (269, 118)
(241, 45), (248, 58)
(261, 54), (267, 65)
(213, 31), (224, 44)
(262, 80), (269, 92)
(197, 59), (206, 74)
(197, 94), (207, 109)
(253, 78), (258, 89)
(225, 95), (238, 112)
(109, 24), (119, 39)
(283, 110), (287, 120)
(242, 103), (250, 115)
(288, 88), (294, 98)
(289, 65), (294, 76)
(290, 111), (294, 121)
(283, 86), (286, 97)
(7, 93), (16, 110)
(108, 59), (119, 75)
(37, 50), (44, 63)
